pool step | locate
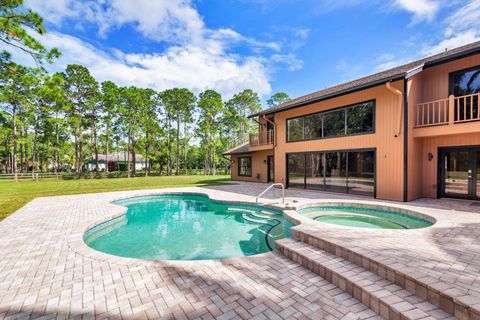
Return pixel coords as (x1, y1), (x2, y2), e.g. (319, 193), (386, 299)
(260, 210), (278, 216)
(249, 212), (273, 219)
(276, 238), (454, 320)
(227, 208), (255, 214)
(241, 213), (269, 224)
(291, 227), (480, 320)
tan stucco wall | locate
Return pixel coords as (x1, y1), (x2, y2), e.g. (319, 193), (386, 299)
(272, 80), (405, 202)
(231, 150), (273, 183)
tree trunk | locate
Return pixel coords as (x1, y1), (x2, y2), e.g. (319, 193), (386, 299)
(93, 117), (99, 177)
(12, 104), (18, 182)
(145, 129), (149, 177)
(32, 116), (39, 180)
(24, 127), (28, 173)
(167, 115), (172, 176)
(77, 126), (84, 179)
(105, 122), (109, 174)
(127, 131), (131, 178)
(132, 139), (136, 176)
(184, 123), (188, 175)
(176, 119), (180, 175)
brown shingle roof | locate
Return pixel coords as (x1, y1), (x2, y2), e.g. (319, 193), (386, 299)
(250, 41), (480, 118)
(223, 142), (251, 155)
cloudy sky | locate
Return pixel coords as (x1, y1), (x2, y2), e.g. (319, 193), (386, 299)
(16, 0), (480, 104)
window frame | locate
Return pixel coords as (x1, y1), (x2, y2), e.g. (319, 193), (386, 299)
(448, 64), (480, 96)
(285, 99), (376, 143)
(237, 156), (252, 177)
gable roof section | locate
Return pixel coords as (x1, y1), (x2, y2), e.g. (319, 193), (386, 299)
(223, 142), (250, 155)
(250, 40), (480, 118)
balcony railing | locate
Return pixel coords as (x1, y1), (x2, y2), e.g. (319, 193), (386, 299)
(249, 130), (274, 147)
(414, 93), (480, 127)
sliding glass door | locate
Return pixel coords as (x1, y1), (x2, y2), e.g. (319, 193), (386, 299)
(306, 153), (324, 190)
(287, 149), (375, 197)
(287, 153), (305, 188)
(325, 152), (347, 192)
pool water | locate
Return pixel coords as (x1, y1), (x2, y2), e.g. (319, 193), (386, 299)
(299, 206), (432, 229)
(84, 194), (293, 260)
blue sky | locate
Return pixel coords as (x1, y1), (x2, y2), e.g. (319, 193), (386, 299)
(19, 0), (480, 106)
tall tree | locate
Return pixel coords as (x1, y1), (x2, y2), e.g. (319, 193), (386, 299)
(0, 63), (36, 181)
(160, 88), (196, 175)
(225, 89), (261, 144)
(99, 81), (119, 173)
(62, 64), (98, 179)
(196, 89), (224, 176)
(266, 92), (291, 108)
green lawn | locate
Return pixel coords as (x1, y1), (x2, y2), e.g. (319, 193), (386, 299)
(0, 175), (229, 221)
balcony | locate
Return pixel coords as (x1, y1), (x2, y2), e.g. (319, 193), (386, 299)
(414, 93), (480, 127)
(413, 93), (480, 137)
(249, 130), (274, 147)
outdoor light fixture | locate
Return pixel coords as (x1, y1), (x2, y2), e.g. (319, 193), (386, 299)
(428, 152), (434, 161)
(264, 159), (267, 164)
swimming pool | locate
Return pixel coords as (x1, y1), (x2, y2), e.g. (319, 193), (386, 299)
(299, 206), (433, 229)
(84, 194), (293, 260)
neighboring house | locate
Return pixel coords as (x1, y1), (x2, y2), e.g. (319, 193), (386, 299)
(224, 41), (480, 202)
(85, 152), (146, 172)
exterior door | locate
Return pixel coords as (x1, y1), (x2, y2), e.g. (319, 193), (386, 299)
(439, 147), (480, 199)
(267, 156), (274, 182)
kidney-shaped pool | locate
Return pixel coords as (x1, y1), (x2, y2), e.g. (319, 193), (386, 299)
(84, 194), (293, 260)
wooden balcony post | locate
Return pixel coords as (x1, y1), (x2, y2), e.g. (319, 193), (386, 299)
(448, 95), (455, 124)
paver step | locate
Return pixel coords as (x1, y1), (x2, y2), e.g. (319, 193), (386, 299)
(276, 238), (455, 320)
(290, 227), (480, 320)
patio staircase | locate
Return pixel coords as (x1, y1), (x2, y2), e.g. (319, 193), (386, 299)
(275, 227), (479, 319)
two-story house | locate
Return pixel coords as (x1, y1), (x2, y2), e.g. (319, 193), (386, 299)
(224, 41), (480, 202)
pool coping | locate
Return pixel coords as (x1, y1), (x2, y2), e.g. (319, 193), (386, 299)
(67, 191), (294, 268)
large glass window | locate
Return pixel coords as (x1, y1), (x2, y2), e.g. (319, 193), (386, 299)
(287, 154), (305, 188)
(304, 114), (322, 140)
(325, 152), (347, 192)
(238, 157), (252, 177)
(347, 102), (374, 134)
(287, 118), (303, 141)
(306, 153), (324, 190)
(287, 150), (375, 197)
(323, 109), (346, 137)
(347, 151), (375, 195)
(286, 100), (374, 142)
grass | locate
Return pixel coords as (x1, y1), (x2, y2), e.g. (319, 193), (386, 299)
(0, 175), (229, 221)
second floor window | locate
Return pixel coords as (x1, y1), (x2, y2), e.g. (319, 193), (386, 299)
(450, 66), (480, 122)
(450, 66), (480, 96)
(286, 100), (374, 142)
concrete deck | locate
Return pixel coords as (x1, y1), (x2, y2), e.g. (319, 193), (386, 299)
(0, 181), (479, 319)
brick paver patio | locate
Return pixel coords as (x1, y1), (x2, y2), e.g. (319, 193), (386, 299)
(1, 181), (479, 319)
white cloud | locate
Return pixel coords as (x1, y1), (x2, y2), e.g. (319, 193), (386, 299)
(422, 0), (480, 55)
(393, 0), (439, 22)
(33, 32), (272, 99)
(21, 0), (310, 98)
(422, 30), (479, 56)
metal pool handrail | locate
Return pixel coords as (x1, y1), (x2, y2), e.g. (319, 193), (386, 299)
(256, 183), (285, 204)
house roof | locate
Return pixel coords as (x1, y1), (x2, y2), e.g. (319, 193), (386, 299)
(250, 40), (480, 118)
(86, 152), (145, 162)
(223, 142), (251, 155)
